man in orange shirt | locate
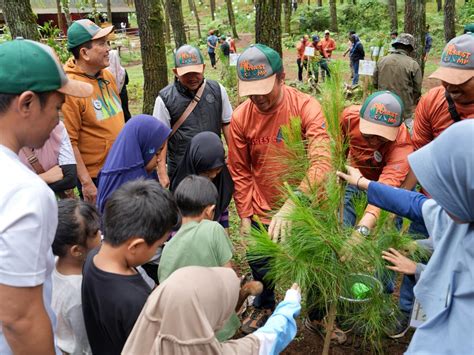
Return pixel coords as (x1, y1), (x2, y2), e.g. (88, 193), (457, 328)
(404, 33), (474, 190)
(228, 44), (331, 333)
(296, 34), (309, 81)
(320, 30), (336, 80)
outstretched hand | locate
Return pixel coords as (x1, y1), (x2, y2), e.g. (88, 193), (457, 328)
(336, 165), (370, 191)
(382, 248), (417, 275)
(268, 199), (295, 243)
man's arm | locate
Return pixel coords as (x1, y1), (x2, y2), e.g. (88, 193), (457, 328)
(411, 93), (434, 151)
(219, 84), (233, 146)
(73, 146), (96, 202)
(0, 284), (54, 354)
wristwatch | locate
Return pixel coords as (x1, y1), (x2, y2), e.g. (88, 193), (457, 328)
(355, 225), (370, 237)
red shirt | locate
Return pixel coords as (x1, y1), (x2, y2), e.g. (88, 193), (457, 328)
(412, 86), (474, 150)
(228, 85), (331, 221)
(320, 38), (336, 58)
(341, 106), (413, 217)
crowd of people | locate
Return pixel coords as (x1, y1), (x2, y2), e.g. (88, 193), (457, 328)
(0, 16), (473, 355)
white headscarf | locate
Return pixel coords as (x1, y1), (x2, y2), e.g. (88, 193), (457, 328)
(107, 49), (126, 92)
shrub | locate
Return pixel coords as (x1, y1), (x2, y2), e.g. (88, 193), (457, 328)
(298, 5), (330, 33)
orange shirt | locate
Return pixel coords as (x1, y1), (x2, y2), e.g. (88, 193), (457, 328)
(412, 86), (474, 150)
(341, 106), (413, 217)
(296, 40), (309, 60)
(228, 85), (331, 221)
(320, 38), (336, 58)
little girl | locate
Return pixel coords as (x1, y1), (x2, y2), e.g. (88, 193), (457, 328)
(52, 199), (101, 355)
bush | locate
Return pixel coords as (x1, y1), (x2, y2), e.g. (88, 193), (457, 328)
(298, 5), (330, 33)
(339, 0), (390, 34)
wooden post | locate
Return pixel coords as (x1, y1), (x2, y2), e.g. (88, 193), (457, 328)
(322, 303), (337, 355)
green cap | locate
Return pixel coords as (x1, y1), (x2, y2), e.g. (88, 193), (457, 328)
(67, 19), (114, 50)
(237, 44), (283, 96)
(0, 38), (93, 97)
(464, 23), (474, 34)
(174, 45), (205, 76)
(359, 91), (404, 141)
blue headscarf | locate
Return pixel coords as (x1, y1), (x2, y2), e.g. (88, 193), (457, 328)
(97, 114), (171, 214)
(406, 120), (474, 354)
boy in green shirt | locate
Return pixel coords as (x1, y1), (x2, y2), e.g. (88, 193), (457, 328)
(159, 175), (260, 340)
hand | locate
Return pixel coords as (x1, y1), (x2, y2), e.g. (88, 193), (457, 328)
(340, 230), (365, 262)
(285, 283), (302, 304)
(268, 199), (295, 243)
(336, 165), (370, 190)
(239, 217), (252, 237)
(158, 172), (170, 189)
(82, 180), (97, 204)
(40, 165), (63, 184)
(382, 248), (417, 275)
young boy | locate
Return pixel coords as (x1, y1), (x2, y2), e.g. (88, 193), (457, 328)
(158, 175), (261, 340)
(82, 179), (179, 354)
(52, 200), (101, 355)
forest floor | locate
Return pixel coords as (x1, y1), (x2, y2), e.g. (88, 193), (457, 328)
(123, 33), (444, 354)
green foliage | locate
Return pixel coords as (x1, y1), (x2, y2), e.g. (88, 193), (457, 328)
(217, 48), (238, 100)
(339, 0), (390, 34)
(298, 5), (330, 33)
(459, 2), (474, 25)
(39, 21), (70, 63)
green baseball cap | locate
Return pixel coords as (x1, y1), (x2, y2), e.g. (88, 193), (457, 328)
(430, 33), (474, 85)
(359, 91), (404, 141)
(174, 45), (205, 76)
(0, 38), (93, 97)
(237, 44), (283, 96)
(464, 23), (474, 34)
(67, 19), (114, 50)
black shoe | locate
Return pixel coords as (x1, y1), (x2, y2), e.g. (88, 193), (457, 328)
(386, 312), (411, 339)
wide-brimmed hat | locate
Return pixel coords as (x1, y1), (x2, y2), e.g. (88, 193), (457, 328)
(174, 45), (205, 76)
(392, 33), (415, 49)
(237, 44), (283, 97)
(67, 19), (114, 50)
(0, 38), (93, 97)
(359, 91), (404, 141)
(429, 33), (474, 85)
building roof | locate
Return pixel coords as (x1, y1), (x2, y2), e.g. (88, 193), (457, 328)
(17, 0), (134, 14)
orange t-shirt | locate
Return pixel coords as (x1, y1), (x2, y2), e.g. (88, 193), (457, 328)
(412, 86), (474, 150)
(228, 85), (331, 221)
(341, 106), (413, 217)
(296, 40), (309, 60)
(320, 38), (336, 58)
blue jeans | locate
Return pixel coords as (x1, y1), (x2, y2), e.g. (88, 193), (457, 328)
(351, 59), (359, 86)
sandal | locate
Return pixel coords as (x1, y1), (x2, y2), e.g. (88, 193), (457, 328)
(304, 318), (347, 345)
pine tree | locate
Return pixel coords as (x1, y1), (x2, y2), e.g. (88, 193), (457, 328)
(0, 0), (40, 41)
(255, 0), (283, 56)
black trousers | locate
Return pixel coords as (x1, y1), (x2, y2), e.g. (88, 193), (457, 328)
(209, 52), (216, 67)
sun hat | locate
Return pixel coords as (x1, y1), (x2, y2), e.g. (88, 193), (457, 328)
(429, 33), (474, 85)
(0, 38), (93, 97)
(236, 44), (283, 97)
(67, 19), (114, 50)
(174, 45), (205, 76)
(359, 91), (404, 141)
(392, 33), (415, 49)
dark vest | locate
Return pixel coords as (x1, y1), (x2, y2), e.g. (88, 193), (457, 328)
(159, 79), (223, 176)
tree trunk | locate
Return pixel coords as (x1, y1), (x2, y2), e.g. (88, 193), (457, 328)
(388, 0), (398, 32)
(0, 0), (39, 40)
(210, 0), (216, 20)
(62, 0), (72, 27)
(226, 0), (239, 38)
(107, 0), (113, 24)
(329, 0), (338, 32)
(188, 0), (202, 39)
(444, 0), (455, 42)
(166, 0), (187, 48)
(404, 0), (426, 75)
(352, 0), (356, 4)
(317, 0), (322, 6)
(160, 0), (171, 43)
(255, 0), (282, 57)
(134, 0), (168, 115)
(56, 0), (64, 33)
(437, 0), (442, 12)
(283, 0), (291, 34)
(340, 0), (343, 4)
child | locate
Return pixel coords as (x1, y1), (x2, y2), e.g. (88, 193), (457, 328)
(52, 199), (101, 355)
(159, 175), (257, 341)
(82, 179), (179, 355)
(123, 266), (301, 355)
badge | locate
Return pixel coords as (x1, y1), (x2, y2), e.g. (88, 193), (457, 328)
(93, 99), (102, 110)
(205, 94), (215, 104)
(373, 151), (383, 163)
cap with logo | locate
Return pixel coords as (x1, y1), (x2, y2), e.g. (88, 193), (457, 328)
(67, 19), (114, 50)
(359, 91), (404, 142)
(236, 44), (283, 97)
(0, 38), (93, 97)
(392, 33), (415, 49)
(429, 33), (474, 85)
(174, 45), (205, 76)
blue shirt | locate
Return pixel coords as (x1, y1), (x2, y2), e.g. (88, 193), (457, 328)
(207, 35), (218, 53)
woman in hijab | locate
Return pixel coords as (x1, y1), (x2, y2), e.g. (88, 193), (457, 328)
(122, 266), (301, 355)
(97, 115), (171, 214)
(107, 49), (131, 121)
(170, 132), (234, 229)
(337, 120), (474, 354)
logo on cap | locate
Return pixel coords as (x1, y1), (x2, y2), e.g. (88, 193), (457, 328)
(239, 60), (267, 80)
(178, 52), (199, 65)
(442, 44), (472, 65)
(369, 103), (400, 126)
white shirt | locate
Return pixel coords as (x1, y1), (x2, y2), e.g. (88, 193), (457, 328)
(152, 83), (233, 128)
(58, 123), (76, 166)
(0, 145), (58, 354)
(52, 269), (91, 355)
